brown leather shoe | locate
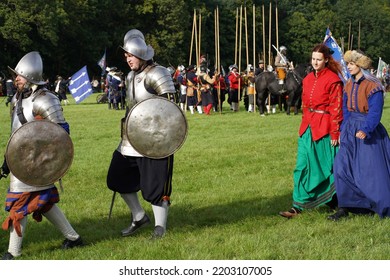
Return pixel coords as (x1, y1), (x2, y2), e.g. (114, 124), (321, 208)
(279, 207), (301, 218)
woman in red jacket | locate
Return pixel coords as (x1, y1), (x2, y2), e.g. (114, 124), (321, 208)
(279, 43), (343, 218)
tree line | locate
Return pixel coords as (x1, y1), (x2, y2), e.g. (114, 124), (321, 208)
(0, 0), (389, 82)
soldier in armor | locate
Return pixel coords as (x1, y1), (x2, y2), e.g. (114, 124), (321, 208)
(106, 29), (176, 239)
(275, 46), (291, 84)
(1, 51), (83, 260)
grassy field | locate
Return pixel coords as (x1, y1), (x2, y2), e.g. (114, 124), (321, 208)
(0, 93), (390, 260)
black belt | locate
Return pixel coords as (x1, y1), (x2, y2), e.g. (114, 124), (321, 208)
(308, 108), (330, 114)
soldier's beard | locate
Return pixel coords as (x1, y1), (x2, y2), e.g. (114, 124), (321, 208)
(131, 60), (147, 73)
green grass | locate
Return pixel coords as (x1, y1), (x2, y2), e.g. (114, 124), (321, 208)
(0, 93), (390, 260)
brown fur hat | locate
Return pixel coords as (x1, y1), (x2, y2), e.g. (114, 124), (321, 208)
(344, 50), (372, 69)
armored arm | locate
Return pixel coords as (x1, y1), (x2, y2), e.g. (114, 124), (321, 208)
(32, 90), (69, 133)
(145, 65), (176, 98)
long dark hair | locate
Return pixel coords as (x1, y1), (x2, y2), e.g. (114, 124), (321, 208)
(311, 43), (342, 75)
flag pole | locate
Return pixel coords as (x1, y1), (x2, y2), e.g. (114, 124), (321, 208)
(253, 4), (256, 113)
(262, 4), (266, 66)
(358, 20), (361, 50)
(275, 0), (282, 111)
(268, 1), (272, 112)
(215, 7), (222, 114)
(348, 20), (351, 50)
(235, 8), (239, 65)
(268, 1), (272, 67)
(238, 5), (243, 109)
(276, 0), (279, 50)
(189, 10), (196, 66)
(244, 5), (249, 68)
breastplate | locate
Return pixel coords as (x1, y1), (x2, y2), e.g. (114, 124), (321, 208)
(11, 94), (36, 132)
(126, 69), (156, 108)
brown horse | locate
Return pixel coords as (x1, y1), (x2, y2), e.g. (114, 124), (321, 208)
(255, 64), (311, 115)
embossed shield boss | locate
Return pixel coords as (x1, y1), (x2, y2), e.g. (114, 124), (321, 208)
(125, 97), (188, 159)
(6, 120), (74, 187)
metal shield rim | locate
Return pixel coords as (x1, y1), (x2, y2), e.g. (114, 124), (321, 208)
(5, 120), (74, 187)
(125, 97), (188, 159)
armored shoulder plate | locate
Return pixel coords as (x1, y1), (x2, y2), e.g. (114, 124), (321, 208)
(145, 65), (176, 95)
(32, 90), (65, 123)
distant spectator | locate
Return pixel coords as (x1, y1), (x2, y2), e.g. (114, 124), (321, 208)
(5, 77), (16, 107)
(54, 76), (70, 105)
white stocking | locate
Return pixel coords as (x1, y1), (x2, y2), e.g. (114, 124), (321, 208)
(8, 216), (27, 257)
(120, 193), (145, 221)
(152, 200), (169, 230)
(43, 204), (79, 240)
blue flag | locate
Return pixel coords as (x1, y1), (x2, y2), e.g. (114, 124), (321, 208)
(323, 28), (350, 83)
(69, 66), (93, 104)
(97, 49), (106, 76)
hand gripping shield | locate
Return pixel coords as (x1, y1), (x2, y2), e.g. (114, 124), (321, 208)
(6, 120), (74, 187)
(125, 97), (188, 159)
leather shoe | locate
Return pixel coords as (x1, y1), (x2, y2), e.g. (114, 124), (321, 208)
(150, 226), (165, 239)
(327, 208), (349, 221)
(121, 214), (151, 237)
(62, 237), (84, 249)
(279, 207), (301, 219)
(2, 252), (14, 260)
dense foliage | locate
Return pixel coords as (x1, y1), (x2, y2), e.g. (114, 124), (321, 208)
(0, 0), (389, 80)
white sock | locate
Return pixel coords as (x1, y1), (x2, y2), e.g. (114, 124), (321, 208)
(197, 106), (203, 114)
(43, 204), (79, 240)
(8, 216), (27, 257)
(232, 102), (239, 111)
(152, 200), (169, 229)
(189, 106), (194, 114)
(120, 193), (145, 221)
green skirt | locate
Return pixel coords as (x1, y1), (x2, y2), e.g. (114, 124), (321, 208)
(292, 127), (338, 210)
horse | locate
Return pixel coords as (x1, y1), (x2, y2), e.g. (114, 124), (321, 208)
(254, 63), (311, 115)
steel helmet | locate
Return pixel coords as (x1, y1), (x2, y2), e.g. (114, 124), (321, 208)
(279, 46), (287, 52)
(122, 29), (154, 61)
(229, 64), (238, 72)
(8, 51), (46, 85)
(177, 65), (185, 72)
(123, 29), (145, 42)
(247, 64), (254, 72)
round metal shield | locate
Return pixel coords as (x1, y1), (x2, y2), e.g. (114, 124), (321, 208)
(6, 120), (74, 187)
(125, 97), (188, 159)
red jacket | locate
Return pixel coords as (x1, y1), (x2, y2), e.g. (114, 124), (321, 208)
(228, 71), (242, 90)
(299, 67), (343, 141)
(214, 75), (226, 90)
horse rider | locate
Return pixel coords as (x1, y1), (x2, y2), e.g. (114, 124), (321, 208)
(274, 46), (291, 84)
(255, 60), (265, 76)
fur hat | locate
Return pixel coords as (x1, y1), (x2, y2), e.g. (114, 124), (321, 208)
(344, 50), (372, 69)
